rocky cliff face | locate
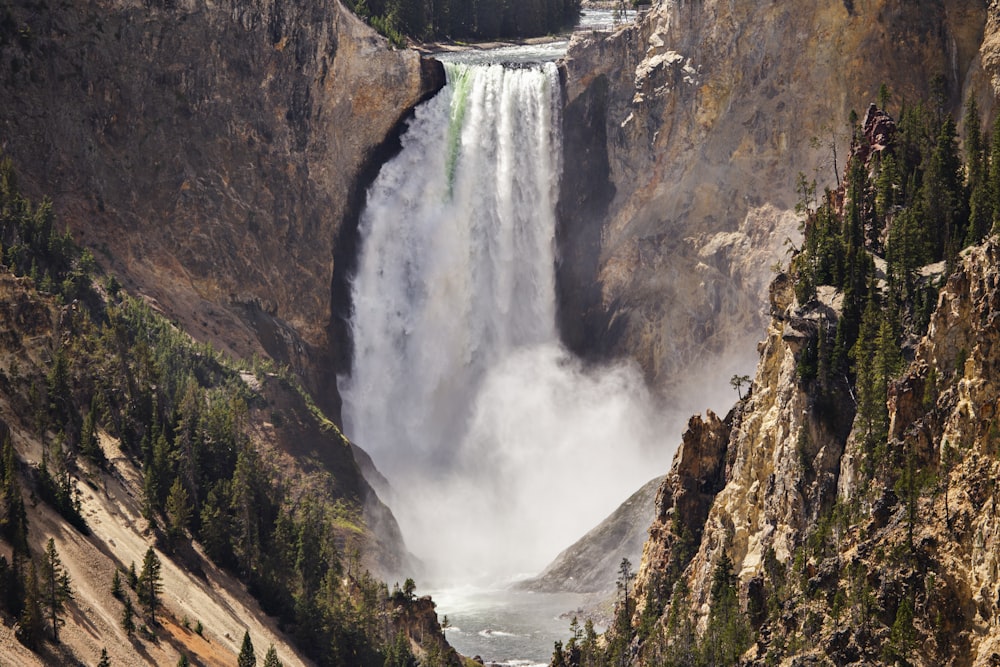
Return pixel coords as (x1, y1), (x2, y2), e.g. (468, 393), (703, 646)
(557, 0), (991, 398)
(0, 0), (442, 415)
(520, 475), (664, 595)
(626, 236), (1000, 664)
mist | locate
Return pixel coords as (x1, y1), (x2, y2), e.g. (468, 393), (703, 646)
(341, 59), (756, 586)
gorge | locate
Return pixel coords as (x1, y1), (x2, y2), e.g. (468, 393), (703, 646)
(342, 53), (675, 662)
(1, 0), (1000, 665)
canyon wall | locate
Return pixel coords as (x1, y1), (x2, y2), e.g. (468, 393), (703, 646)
(0, 0), (442, 414)
(558, 0), (992, 399)
(629, 234), (1000, 664)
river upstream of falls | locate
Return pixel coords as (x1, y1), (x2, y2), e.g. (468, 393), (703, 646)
(340, 12), (667, 664)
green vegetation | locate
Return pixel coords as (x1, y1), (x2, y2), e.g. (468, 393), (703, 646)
(790, 94), (996, 484)
(238, 630), (256, 667)
(39, 538), (73, 642)
(561, 90), (1000, 667)
(137, 547), (162, 625)
(263, 644), (283, 667)
(346, 0), (582, 44)
(0, 158), (437, 664)
(699, 552), (751, 666)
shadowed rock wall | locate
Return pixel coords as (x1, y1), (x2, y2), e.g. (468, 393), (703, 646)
(0, 0), (443, 416)
(558, 0), (990, 401)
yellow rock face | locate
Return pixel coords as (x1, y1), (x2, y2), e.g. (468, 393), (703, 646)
(559, 0), (993, 401)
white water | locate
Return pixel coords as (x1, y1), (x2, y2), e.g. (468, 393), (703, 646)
(343, 60), (672, 590)
(429, 586), (601, 666)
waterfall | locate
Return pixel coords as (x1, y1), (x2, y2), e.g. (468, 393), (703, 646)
(343, 61), (668, 583)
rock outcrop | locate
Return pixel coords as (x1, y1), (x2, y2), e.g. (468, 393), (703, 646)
(0, 0), (443, 416)
(626, 235), (1000, 664)
(557, 0), (991, 399)
(520, 475), (664, 595)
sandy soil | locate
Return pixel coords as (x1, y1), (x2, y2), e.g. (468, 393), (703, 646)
(0, 430), (313, 666)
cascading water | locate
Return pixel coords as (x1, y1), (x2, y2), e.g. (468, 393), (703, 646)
(346, 61), (562, 482)
(343, 58), (669, 616)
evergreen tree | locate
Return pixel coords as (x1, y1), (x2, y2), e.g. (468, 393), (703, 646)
(47, 346), (72, 415)
(700, 551), (751, 666)
(39, 537), (73, 642)
(402, 577), (416, 600)
(165, 476), (193, 543)
(238, 630), (256, 667)
(97, 647), (111, 667)
(964, 97), (991, 246)
(111, 568), (123, 599)
(137, 547), (162, 624)
(606, 558), (636, 666)
(0, 436), (28, 553)
(878, 82), (891, 111)
(662, 580), (697, 666)
(617, 557), (635, 617)
(17, 561), (44, 648)
(142, 430), (171, 522)
(922, 115), (967, 261)
(885, 596), (917, 661)
(851, 291), (885, 472)
(580, 618), (600, 667)
(80, 397), (105, 465)
(231, 444), (265, 577)
(263, 644), (283, 667)
(121, 594), (136, 636)
(990, 113), (1000, 231)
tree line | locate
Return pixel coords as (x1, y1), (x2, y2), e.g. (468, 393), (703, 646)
(348, 0), (582, 45)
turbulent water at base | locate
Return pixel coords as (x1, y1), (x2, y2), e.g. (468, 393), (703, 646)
(342, 37), (669, 665)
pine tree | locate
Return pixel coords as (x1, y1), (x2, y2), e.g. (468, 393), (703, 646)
(700, 551), (751, 666)
(851, 291), (883, 464)
(39, 537), (73, 642)
(47, 346), (72, 415)
(97, 647), (111, 667)
(0, 436), (28, 553)
(922, 115), (968, 261)
(965, 97), (991, 246)
(121, 594), (136, 636)
(165, 477), (192, 543)
(142, 430), (170, 522)
(17, 562), (44, 648)
(263, 644), (283, 667)
(990, 113), (1000, 231)
(231, 445), (265, 577)
(137, 547), (162, 624)
(80, 397), (105, 465)
(111, 568), (123, 599)
(238, 630), (256, 667)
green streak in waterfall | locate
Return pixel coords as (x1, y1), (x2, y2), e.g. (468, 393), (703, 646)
(445, 63), (473, 199)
